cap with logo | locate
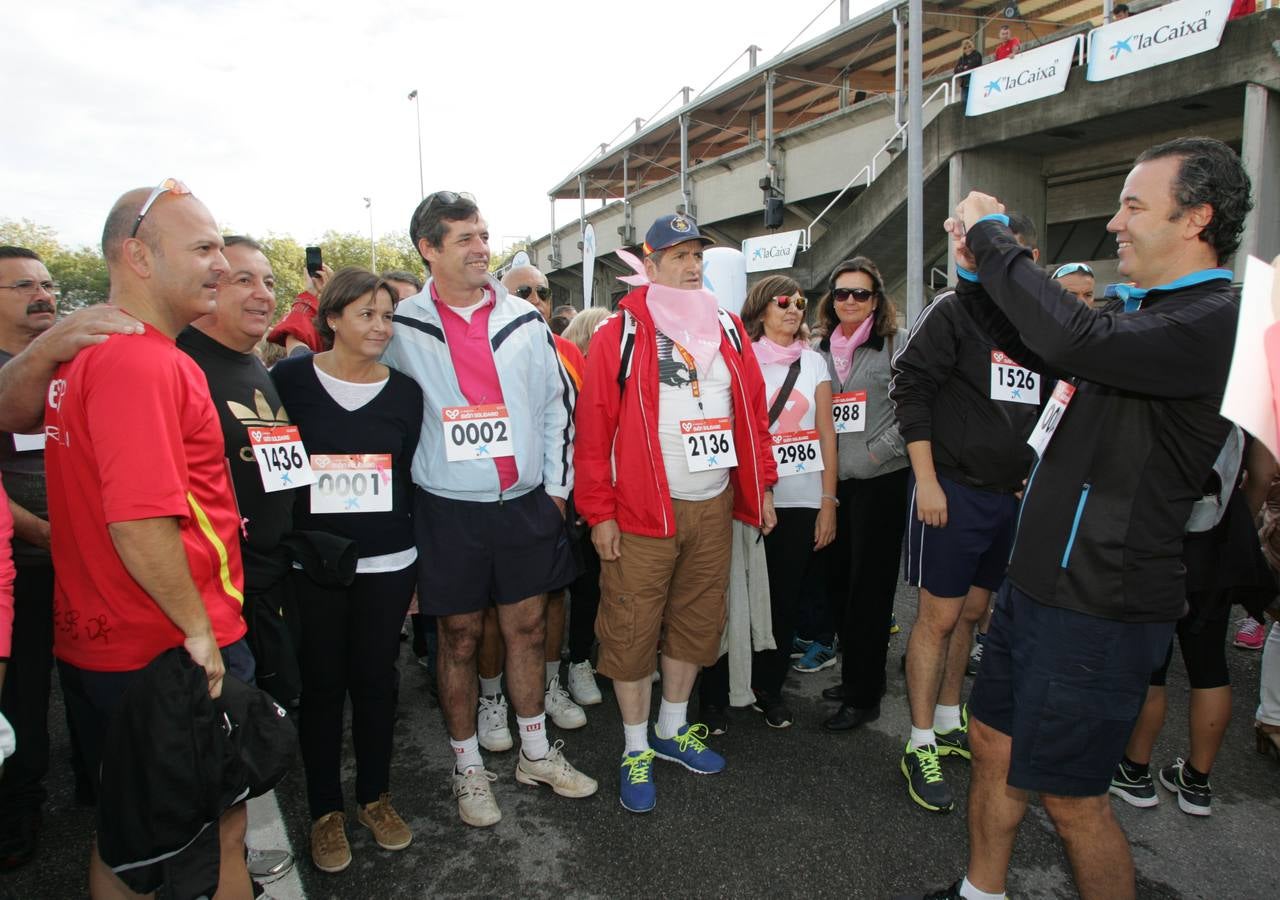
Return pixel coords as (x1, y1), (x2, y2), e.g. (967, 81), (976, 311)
(643, 214), (715, 255)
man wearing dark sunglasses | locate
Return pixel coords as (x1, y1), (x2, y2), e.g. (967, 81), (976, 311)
(891, 212), (1043, 818)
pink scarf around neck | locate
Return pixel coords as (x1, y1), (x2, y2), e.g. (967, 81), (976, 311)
(829, 315), (875, 381)
(753, 336), (805, 368)
(645, 284), (723, 373)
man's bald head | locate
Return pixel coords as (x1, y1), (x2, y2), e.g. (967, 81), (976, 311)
(101, 188), (155, 263)
(502, 265), (551, 321)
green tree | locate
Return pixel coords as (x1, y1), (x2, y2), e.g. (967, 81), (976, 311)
(0, 218), (109, 310)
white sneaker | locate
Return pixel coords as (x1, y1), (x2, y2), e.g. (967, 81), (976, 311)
(514, 741), (598, 798)
(478, 694), (513, 752)
(566, 661), (603, 706)
(544, 675), (587, 729)
(452, 766), (501, 827)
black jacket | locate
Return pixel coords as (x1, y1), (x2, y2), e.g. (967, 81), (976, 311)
(891, 289), (1040, 494)
(957, 218), (1238, 623)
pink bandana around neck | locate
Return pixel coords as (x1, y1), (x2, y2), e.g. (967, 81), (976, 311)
(645, 284), (723, 373)
(753, 335), (805, 368)
(830, 315), (875, 381)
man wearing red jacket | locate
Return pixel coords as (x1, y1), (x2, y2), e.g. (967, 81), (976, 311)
(575, 214), (777, 813)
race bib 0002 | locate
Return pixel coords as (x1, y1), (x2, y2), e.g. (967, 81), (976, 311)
(442, 404), (515, 462)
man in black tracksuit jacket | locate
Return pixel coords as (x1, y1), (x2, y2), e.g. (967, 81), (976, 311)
(904, 138), (1252, 900)
(891, 214), (1042, 816)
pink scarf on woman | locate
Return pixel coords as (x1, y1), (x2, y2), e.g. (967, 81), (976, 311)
(752, 336), (805, 368)
(829, 315), (875, 382)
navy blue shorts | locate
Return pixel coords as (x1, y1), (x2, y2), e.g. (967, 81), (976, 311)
(968, 585), (1175, 797)
(414, 486), (580, 617)
(904, 473), (1018, 597)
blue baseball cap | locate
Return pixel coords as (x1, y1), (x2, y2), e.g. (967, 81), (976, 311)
(643, 214), (715, 255)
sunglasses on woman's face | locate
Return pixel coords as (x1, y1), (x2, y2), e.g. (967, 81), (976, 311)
(773, 295), (806, 310)
(514, 284), (552, 301)
(833, 287), (876, 303)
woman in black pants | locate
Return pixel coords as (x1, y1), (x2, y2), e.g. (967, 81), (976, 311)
(273, 269), (423, 873)
(813, 258), (911, 732)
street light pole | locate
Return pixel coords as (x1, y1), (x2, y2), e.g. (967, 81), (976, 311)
(408, 89), (424, 199)
(364, 197), (376, 271)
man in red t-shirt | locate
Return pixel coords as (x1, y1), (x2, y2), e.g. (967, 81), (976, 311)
(995, 23), (1020, 61)
(42, 182), (252, 897)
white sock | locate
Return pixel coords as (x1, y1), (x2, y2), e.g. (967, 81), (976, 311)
(935, 703), (962, 732)
(655, 699), (687, 739)
(451, 735), (483, 772)
(516, 713), (550, 760)
(623, 721), (650, 754)
(959, 876), (1005, 900)
(479, 674), (503, 698)
(545, 660), (560, 688)
(910, 726), (936, 750)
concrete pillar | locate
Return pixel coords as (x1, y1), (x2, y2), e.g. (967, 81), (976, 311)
(947, 148), (1046, 285)
(1238, 83), (1280, 267)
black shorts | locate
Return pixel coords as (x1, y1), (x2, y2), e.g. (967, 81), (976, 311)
(905, 473), (1017, 597)
(414, 486), (580, 617)
(969, 585), (1174, 797)
(58, 639), (255, 795)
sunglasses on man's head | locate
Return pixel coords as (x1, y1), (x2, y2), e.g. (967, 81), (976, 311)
(832, 287), (876, 303)
(130, 177), (191, 238)
(1052, 262), (1094, 279)
(423, 190), (476, 212)
(772, 295), (806, 310)
(515, 285), (552, 302)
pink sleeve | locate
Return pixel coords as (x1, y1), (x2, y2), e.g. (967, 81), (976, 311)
(0, 474), (15, 658)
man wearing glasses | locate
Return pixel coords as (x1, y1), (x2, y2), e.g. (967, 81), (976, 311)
(0, 247), (58, 869)
(890, 212), (1043, 815)
(385, 192), (594, 830)
(574, 214), (777, 813)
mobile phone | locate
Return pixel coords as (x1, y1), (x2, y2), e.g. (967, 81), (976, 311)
(305, 246), (323, 277)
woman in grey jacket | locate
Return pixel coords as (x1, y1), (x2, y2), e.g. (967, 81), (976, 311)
(813, 257), (911, 732)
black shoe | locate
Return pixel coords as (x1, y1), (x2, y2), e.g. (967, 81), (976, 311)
(892, 881), (964, 900)
(821, 684), (845, 701)
(701, 703), (729, 736)
(823, 703), (880, 732)
(1158, 758), (1212, 816)
(750, 691), (794, 728)
(901, 743), (954, 813)
(0, 810), (40, 871)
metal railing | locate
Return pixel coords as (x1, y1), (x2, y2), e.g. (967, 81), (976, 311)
(802, 79), (951, 251)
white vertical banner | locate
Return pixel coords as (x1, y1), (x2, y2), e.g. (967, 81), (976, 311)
(582, 224), (597, 308)
(702, 247), (748, 315)
(963, 37), (1076, 116)
(1087, 0), (1233, 82)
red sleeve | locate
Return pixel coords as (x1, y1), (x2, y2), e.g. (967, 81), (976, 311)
(573, 314), (625, 526)
(267, 292), (322, 351)
(553, 335), (586, 392)
(731, 312), (779, 490)
(0, 475), (15, 657)
(84, 344), (191, 524)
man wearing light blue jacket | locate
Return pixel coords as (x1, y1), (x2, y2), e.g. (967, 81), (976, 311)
(383, 192), (596, 830)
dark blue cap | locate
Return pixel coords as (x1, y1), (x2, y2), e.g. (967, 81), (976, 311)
(643, 214), (714, 255)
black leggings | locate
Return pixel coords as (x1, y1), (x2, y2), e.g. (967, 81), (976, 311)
(1149, 590), (1231, 690)
(567, 531), (601, 664)
(295, 564), (416, 818)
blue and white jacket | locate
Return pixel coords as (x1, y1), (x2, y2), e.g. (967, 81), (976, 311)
(383, 277), (573, 502)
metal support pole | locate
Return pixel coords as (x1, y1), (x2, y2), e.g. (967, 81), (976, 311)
(634, 117), (644, 133)
(840, 0), (850, 23)
(749, 44), (760, 68)
(364, 197), (375, 271)
(1103, 0), (1114, 22)
(764, 70), (778, 191)
(578, 175), (587, 247)
(679, 113), (692, 215)
(622, 151), (633, 243)
(840, 75), (850, 109)
(894, 8), (905, 128)
(408, 90), (423, 200)
(907, 0), (924, 326)
(549, 197), (559, 268)
(682, 86), (692, 106)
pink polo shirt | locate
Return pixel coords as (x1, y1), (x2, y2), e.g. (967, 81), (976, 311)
(433, 284), (519, 491)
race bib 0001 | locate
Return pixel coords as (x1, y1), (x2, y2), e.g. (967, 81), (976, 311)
(309, 454), (393, 513)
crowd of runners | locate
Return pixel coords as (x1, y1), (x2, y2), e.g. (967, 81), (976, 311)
(0, 133), (1275, 900)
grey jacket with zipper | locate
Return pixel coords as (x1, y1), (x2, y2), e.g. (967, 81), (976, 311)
(816, 327), (909, 481)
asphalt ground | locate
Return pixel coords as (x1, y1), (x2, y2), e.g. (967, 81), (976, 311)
(3, 581), (1277, 899)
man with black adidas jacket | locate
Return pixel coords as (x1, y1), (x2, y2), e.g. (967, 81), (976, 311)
(904, 137), (1252, 900)
(891, 214), (1042, 816)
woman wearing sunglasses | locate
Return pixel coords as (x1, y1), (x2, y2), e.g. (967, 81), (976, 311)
(812, 257), (911, 733)
(728, 275), (838, 727)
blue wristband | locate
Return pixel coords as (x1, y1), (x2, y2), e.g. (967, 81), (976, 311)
(976, 213), (1010, 227)
(956, 266), (979, 283)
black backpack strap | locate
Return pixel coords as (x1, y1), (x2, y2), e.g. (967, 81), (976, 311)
(616, 310), (637, 394)
(767, 358), (803, 427)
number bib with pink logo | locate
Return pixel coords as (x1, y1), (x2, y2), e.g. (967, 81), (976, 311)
(832, 391), (866, 433)
(442, 404), (514, 462)
(248, 425), (316, 492)
(772, 429), (824, 477)
(309, 453), (393, 513)
(989, 351), (1039, 404)
(681, 417), (737, 472)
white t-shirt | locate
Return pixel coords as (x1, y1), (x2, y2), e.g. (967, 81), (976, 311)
(762, 348), (829, 509)
(655, 330), (733, 501)
(314, 363), (388, 412)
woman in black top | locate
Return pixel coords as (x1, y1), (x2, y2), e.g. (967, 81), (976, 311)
(953, 38), (984, 102)
(272, 269), (423, 874)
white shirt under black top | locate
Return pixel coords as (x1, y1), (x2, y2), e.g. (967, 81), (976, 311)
(655, 330), (733, 501)
(271, 355), (424, 572)
(760, 348), (829, 509)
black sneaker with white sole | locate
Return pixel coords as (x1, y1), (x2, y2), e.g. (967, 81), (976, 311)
(750, 690), (794, 729)
(1109, 760), (1158, 808)
(1158, 759), (1211, 816)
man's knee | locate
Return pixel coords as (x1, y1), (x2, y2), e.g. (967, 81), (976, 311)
(915, 591), (965, 638)
(969, 715), (1010, 763)
(498, 596), (547, 648)
(439, 614), (484, 659)
(1041, 791), (1111, 832)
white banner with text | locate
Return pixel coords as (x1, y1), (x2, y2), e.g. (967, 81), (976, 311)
(1087, 0), (1232, 82)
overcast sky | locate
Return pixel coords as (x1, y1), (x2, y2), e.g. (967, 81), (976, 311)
(5, 0), (874, 253)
